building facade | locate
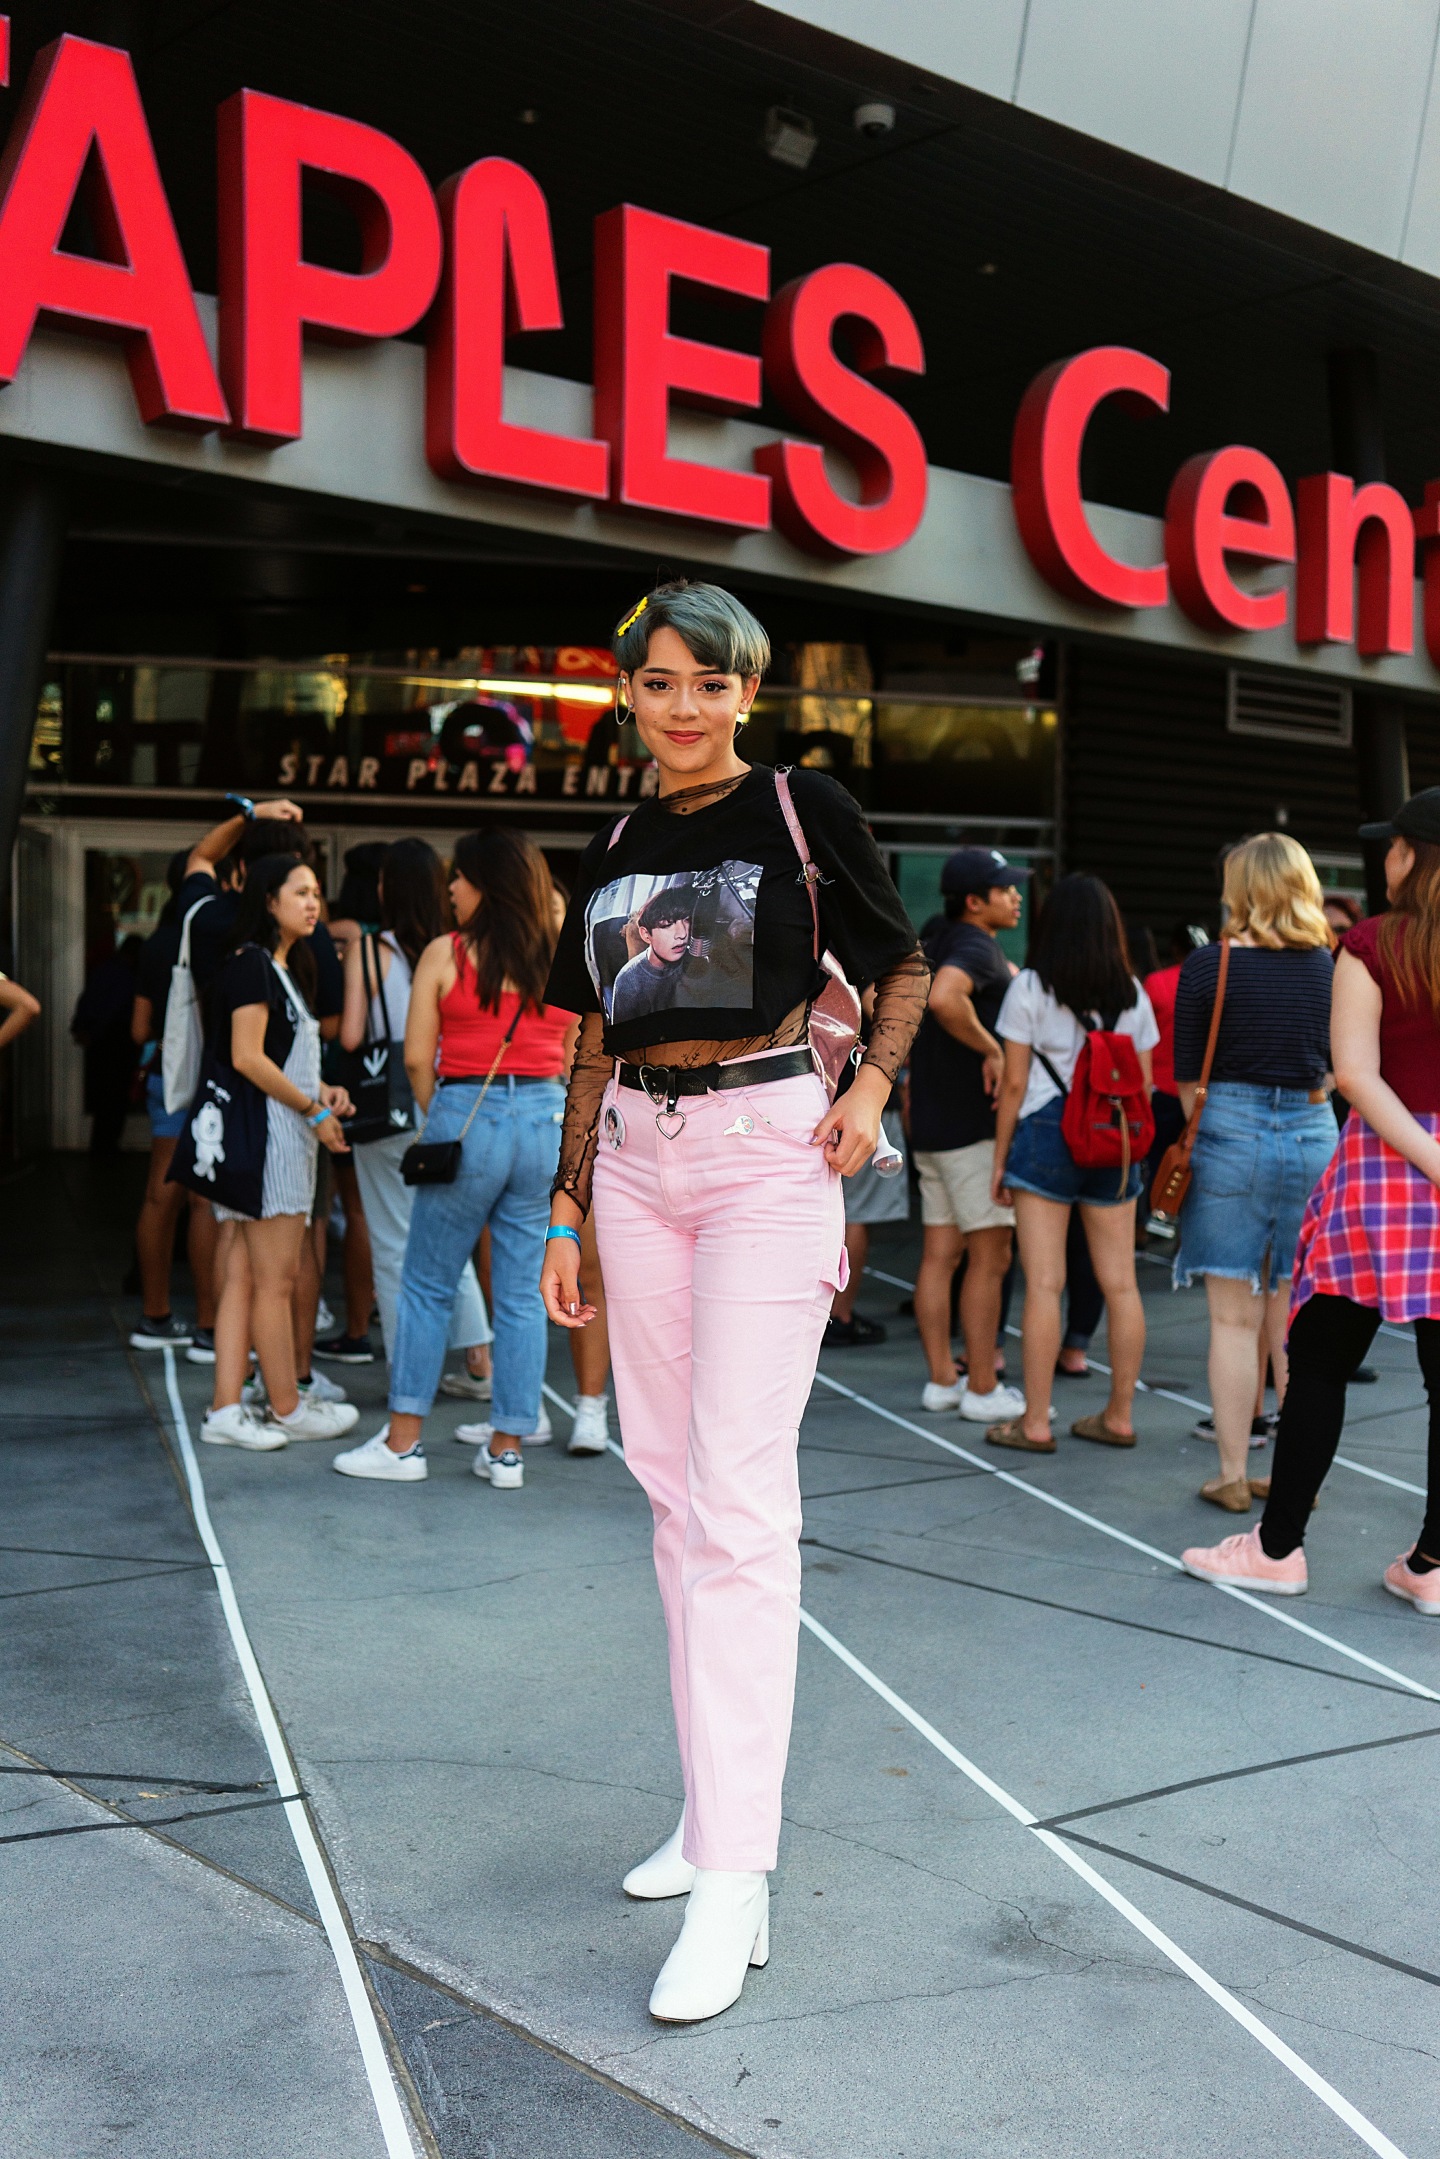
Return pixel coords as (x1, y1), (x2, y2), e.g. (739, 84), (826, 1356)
(4, 0), (1434, 1147)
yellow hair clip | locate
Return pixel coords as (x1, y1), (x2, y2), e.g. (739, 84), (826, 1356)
(615, 594), (649, 639)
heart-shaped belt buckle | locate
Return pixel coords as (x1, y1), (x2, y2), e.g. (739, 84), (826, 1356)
(655, 1108), (686, 1140)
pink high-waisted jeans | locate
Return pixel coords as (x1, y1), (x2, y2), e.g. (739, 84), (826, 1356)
(592, 1062), (845, 1872)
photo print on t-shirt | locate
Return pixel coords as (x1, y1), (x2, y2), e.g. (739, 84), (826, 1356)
(584, 862), (761, 1024)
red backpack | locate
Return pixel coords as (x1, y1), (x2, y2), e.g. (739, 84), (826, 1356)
(1037, 1016), (1155, 1196)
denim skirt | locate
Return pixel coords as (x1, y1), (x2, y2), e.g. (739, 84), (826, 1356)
(1174, 1081), (1338, 1293)
(1003, 1094), (1144, 1208)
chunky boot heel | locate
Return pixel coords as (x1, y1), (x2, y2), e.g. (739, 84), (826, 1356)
(622, 1811), (695, 1900)
(648, 1870), (770, 2023)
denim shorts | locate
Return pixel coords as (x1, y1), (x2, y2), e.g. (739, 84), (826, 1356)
(146, 1069), (186, 1140)
(1174, 1081), (1338, 1293)
(1002, 1094), (1143, 1208)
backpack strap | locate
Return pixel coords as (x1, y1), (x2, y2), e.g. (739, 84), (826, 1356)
(1033, 1049), (1069, 1097)
(772, 767), (821, 962)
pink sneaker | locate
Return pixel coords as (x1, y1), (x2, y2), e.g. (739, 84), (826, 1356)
(1383, 1553), (1440, 1617)
(1181, 1526), (1307, 1596)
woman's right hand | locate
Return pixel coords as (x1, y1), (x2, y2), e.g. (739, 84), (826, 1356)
(315, 1111), (350, 1155)
(541, 1234), (597, 1329)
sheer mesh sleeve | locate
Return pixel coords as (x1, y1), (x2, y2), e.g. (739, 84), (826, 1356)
(859, 947), (930, 1083)
(552, 1011), (610, 1219)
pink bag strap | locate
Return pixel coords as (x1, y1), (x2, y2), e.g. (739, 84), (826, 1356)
(607, 813), (630, 849)
(772, 768), (821, 962)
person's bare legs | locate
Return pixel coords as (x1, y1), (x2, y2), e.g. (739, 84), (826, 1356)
(186, 1193), (219, 1330)
(915, 1224), (964, 1387)
(1079, 1201), (1145, 1436)
(211, 1221), (250, 1410)
(1202, 1274), (1267, 1486)
(1012, 1194), (1069, 1441)
(957, 1225), (1012, 1397)
(332, 1155), (374, 1339)
(136, 1135), (186, 1320)
(246, 1215), (306, 1418)
(830, 1223), (870, 1324)
(1263, 1281), (1291, 1409)
(294, 1221), (322, 1379)
(570, 1209), (611, 1398)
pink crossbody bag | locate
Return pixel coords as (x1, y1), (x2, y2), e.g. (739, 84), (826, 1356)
(608, 769), (862, 1099)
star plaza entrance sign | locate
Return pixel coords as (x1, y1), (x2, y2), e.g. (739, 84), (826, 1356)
(0, 25), (1436, 677)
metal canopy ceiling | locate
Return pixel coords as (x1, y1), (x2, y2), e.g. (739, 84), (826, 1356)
(11, 0), (1440, 520)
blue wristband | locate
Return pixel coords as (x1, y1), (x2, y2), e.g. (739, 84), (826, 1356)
(308, 1106), (330, 1128)
(545, 1226), (582, 1246)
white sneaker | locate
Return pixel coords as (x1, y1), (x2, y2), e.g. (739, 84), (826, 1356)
(300, 1370), (348, 1404)
(568, 1395), (610, 1455)
(241, 1375), (266, 1409)
(438, 1367), (493, 1401)
(332, 1429), (427, 1481)
(959, 1381), (1028, 1422)
(270, 1398), (359, 1440)
(475, 1446), (524, 1489)
(201, 1404), (287, 1451)
(454, 1406), (552, 1447)
(315, 1299), (337, 1338)
(921, 1380), (962, 1413)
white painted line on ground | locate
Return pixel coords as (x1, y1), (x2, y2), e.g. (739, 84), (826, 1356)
(811, 1369), (1440, 1701)
(798, 1607), (1409, 2159)
(863, 1270), (1426, 1502)
(160, 1350), (419, 2159)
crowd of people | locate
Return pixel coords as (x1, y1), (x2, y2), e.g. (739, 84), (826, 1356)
(120, 797), (611, 1481)
(88, 573), (1439, 2031)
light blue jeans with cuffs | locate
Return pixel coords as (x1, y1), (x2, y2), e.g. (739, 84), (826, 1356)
(389, 1076), (564, 1431)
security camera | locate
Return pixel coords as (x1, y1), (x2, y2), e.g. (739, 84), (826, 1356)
(853, 101), (896, 138)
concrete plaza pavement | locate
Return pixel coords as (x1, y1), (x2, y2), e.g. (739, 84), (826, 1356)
(5, 1156), (1439, 2157)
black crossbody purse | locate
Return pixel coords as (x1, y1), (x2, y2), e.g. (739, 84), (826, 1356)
(400, 1004), (523, 1187)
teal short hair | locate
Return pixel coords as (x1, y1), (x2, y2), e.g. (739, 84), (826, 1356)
(613, 579), (770, 679)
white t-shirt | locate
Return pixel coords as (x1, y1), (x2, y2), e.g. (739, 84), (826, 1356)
(997, 969), (1160, 1120)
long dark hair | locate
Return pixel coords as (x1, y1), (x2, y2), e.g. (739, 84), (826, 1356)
(1379, 836), (1440, 1017)
(1029, 873), (1137, 1018)
(451, 829), (557, 1012)
(230, 853), (318, 1006)
(380, 838), (445, 970)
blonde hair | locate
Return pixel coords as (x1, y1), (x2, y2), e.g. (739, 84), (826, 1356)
(1221, 833), (1332, 951)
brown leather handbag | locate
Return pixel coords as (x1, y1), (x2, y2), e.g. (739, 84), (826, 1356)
(1149, 939), (1230, 1220)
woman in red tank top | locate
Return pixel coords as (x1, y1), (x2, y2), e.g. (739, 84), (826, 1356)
(330, 828), (577, 1490)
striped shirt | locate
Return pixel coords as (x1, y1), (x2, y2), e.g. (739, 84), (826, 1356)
(1173, 941), (1332, 1090)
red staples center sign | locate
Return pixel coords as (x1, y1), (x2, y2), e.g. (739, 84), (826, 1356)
(0, 30), (929, 559)
(0, 28), (1430, 673)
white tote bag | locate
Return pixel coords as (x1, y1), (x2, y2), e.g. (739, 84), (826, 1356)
(161, 894), (216, 1113)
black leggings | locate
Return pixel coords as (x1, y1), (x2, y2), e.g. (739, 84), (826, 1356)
(1260, 1293), (1440, 1560)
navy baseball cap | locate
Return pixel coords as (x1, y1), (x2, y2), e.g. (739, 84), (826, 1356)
(1359, 788), (1440, 846)
(939, 846), (1032, 897)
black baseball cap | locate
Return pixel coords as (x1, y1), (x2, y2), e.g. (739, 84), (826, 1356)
(939, 846), (1033, 897)
(1359, 788), (1440, 845)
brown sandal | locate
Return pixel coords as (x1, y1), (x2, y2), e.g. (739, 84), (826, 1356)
(1248, 1477), (1318, 1510)
(1071, 1413), (1138, 1449)
(1200, 1476), (1252, 1512)
(985, 1418), (1056, 1454)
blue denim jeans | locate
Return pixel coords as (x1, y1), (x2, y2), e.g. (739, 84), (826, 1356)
(1173, 1081), (1338, 1294)
(389, 1076), (564, 1428)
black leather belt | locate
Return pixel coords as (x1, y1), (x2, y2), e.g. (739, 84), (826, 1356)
(438, 1072), (555, 1086)
(617, 1048), (813, 1105)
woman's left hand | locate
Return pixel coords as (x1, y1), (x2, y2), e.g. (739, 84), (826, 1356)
(811, 1067), (887, 1176)
(320, 1083), (353, 1119)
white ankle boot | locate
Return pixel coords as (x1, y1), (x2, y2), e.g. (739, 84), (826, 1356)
(622, 1811), (696, 1900)
(648, 1869), (769, 2023)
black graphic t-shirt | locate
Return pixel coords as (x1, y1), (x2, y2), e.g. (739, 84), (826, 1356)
(209, 946), (307, 1069)
(908, 921), (1015, 1152)
(545, 765), (917, 1054)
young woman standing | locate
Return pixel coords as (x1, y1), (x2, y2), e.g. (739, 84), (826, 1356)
(200, 855), (359, 1449)
(1184, 794), (1440, 1609)
(987, 875), (1158, 1453)
(541, 581), (927, 2024)
(1171, 835), (1336, 1511)
(335, 831), (573, 1485)
(330, 838), (492, 1438)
